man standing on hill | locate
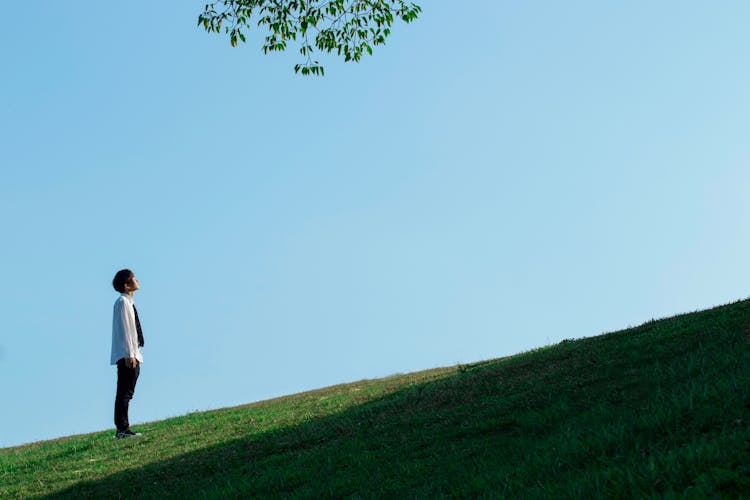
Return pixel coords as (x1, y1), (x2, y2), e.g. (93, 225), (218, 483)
(111, 269), (145, 439)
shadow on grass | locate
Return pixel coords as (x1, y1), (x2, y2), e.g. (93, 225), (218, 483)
(44, 359), (548, 499)
(44, 301), (750, 498)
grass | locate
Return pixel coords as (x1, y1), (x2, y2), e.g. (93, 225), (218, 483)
(2, 298), (750, 498)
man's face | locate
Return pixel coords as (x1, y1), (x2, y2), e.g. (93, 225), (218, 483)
(124, 275), (140, 293)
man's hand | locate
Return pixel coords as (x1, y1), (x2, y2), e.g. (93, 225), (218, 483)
(126, 357), (137, 368)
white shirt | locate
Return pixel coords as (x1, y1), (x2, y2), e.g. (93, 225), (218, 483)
(111, 293), (144, 365)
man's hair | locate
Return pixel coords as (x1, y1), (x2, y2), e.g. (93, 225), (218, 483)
(113, 269), (134, 293)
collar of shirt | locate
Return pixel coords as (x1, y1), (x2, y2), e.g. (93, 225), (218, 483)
(120, 293), (134, 306)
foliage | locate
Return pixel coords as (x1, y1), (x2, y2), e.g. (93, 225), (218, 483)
(3, 299), (750, 497)
(198, 0), (422, 75)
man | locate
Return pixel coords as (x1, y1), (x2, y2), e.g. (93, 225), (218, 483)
(111, 269), (145, 439)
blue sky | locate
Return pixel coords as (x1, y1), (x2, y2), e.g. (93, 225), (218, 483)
(1, 1), (749, 448)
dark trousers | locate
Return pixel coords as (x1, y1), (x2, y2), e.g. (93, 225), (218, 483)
(114, 358), (140, 432)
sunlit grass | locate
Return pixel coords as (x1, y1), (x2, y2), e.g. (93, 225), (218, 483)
(2, 299), (749, 498)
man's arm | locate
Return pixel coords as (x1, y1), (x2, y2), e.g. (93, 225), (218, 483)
(114, 299), (139, 367)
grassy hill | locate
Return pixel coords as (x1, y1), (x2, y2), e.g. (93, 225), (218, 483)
(2, 299), (750, 498)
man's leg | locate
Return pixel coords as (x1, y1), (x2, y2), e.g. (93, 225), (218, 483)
(114, 359), (140, 432)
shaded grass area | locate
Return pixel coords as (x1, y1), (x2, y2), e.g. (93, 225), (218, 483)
(3, 299), (750, 498)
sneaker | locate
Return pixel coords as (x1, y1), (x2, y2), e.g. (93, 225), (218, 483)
(115, 429), (142, 439)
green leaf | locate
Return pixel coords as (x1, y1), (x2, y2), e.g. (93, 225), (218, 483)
(199, 0), (422, 75)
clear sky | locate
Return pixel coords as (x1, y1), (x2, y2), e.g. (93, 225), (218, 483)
(1, 1), (749, 448)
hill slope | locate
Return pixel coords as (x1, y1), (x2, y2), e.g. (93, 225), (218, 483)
(2, 299), (750, 498)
